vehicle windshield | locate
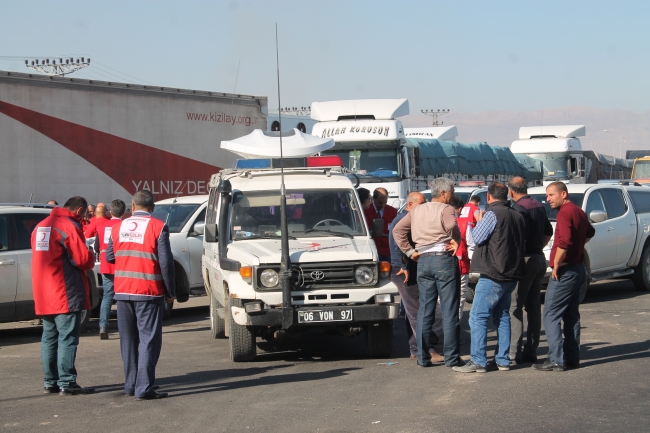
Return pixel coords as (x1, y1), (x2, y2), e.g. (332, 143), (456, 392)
(537, 156), (569, 180)
(528, 193), (584, 221)
(322, 148), (400, 182)
(152, 204), (200, 233)
(633, 160), (650, 180)
(231, 189), (367, 239)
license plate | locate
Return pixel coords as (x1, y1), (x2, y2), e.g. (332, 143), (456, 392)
(298, 309), (353, 323)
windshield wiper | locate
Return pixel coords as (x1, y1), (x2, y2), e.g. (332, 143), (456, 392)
(235, 234), (296, 240)
(294, 229), (354, 239)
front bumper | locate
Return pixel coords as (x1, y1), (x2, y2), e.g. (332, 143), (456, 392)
(231, 303), (400, 328)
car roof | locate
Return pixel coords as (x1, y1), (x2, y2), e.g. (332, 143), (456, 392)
(155, 195), (209, 205)
(0, 205), (53, 214)
(528, 184), (604, 195)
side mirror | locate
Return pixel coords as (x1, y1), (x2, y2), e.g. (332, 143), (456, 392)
(204, 223), (218, 242)
(192, 221), (205, 236)
(589, 210), (607, 224)
(371, 218), (384, 238)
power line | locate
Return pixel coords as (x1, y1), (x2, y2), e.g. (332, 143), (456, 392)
(91, 60), (153, 85)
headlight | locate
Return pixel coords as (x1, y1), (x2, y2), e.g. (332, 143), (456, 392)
(260, 269), (279, 288)
(355, 265), (374, 284)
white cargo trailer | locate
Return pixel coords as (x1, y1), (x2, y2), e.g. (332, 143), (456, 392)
(0, 70), (268, 205)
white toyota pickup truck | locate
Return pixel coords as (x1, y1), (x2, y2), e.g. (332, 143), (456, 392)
(527, 182), (650, 302)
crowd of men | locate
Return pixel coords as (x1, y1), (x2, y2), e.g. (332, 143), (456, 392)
(29, 179), (592, 401)
(369, 177), (594, 372)
(31, 191), (175, 399)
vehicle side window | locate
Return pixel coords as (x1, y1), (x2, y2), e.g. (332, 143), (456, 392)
(628, 191), (650, 213)
(0, 215), (10, 251)
(600, 189), (627, 219)
(207, 189), (218, 224)
(13, 213), (48, 250)
(585, 191), (606, 220)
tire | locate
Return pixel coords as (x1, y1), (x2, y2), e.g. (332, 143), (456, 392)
(228, 297), (256, 361)
(162, 300), (174, 320)
(176, 293), (190, 303)
(365, 320), (393, 358)
(633, 246), (650, 291)
(210, 294), (226, 339)
(465, 285), (475, 304)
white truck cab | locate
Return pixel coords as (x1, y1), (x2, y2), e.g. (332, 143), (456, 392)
(153, 195), (208, 318)
(201, 129), (399, 362)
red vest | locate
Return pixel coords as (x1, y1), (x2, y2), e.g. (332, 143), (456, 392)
(111, 215), (166, 297)
(456, 216), (471, 275)
(96, 217), (122, 275)
(459, 203), (479, 228)
(363, 204), (397, 258)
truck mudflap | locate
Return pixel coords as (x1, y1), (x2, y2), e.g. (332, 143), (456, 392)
(231, 303), (400, 327)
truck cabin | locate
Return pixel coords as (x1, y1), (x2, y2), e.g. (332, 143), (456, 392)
(511, 125), (586, 181)
(632, 157), (650, 184)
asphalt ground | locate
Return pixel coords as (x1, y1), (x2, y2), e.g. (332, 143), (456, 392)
(1, 280), (649, 433)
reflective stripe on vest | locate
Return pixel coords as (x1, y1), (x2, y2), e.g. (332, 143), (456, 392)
(115, 250), (159, 261)
(114, 270), (163, 281)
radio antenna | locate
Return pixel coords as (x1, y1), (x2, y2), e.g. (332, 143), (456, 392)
(276, 23), (293, 330)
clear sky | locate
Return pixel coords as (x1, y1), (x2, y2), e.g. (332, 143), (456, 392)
(1, 0), (649, 114)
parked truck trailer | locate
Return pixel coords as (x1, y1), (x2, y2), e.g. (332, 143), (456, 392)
(0, 70), (268, 205)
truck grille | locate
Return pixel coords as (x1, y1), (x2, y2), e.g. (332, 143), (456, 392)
(253, 262), (377, 291)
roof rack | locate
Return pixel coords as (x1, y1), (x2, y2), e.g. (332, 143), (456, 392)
(596, 179), (641, 186)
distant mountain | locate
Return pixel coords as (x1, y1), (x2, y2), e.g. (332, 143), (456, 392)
(399, 106), (650, 158)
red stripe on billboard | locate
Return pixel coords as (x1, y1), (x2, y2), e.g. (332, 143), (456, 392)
(0, 100), (220, 200)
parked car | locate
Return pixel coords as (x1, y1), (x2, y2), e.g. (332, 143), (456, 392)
(152, 195), (208, 319)
(0, 204), (99, 329)
(527, 182), (650, 302)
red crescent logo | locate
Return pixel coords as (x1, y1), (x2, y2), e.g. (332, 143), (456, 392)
(40, 232), (47, 241)
(129, 222), (138, 231)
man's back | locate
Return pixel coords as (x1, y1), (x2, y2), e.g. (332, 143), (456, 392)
(513, 195), (553, 255)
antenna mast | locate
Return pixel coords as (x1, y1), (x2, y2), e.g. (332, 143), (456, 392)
(276, 24), (293, 330)
(25, 57), (90, 77)
(421, 109), (450, 126)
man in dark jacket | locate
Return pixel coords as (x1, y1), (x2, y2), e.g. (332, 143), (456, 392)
(508, 177), (553, 364)
(453, 183), (526, 373)
(31, 196), (96, 395)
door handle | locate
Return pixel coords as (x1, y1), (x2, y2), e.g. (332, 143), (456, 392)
(631, 221), (637, 226)
(607, 227), (614, 232)
(0, 260), (16, 266)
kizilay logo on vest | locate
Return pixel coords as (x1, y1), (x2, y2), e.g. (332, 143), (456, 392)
(119, 218), (150, 245)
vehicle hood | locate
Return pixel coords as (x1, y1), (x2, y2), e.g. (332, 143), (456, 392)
(228, 237), (376, 265)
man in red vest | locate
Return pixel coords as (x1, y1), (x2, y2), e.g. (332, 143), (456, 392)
(363, 187), (397, 262)
(106, 190), (175, 400)
(84, 202), (110, 238)
(31, 196), (96, 395)
(94, 199), (126, 340)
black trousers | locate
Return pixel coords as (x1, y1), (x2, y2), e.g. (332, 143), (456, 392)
(117, 298), (163, 397)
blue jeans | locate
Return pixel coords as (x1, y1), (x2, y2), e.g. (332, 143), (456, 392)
(469, 276), (517, 367)
(41, 312), (81, 388)
(415, 254), (461, 366)
(99, 274), (115, 329)
(543, 263), (585, 366)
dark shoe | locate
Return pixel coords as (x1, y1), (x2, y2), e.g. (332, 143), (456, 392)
(135, 390), (168, 400)
(446, 359), (466, 368)
(565, 362), (580, 370)
(125, 386), (159, 397)
(522, 354), (538, 363)
(533, 359), (565, 372)
(60, 383), (95, 395)
(44, 385), (60, 394)
(453, 360), (486, 373)
(486, 360), (510, 371)
(99, 328), (108, 340)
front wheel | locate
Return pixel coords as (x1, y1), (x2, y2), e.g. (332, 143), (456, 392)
(633, 246), (650, 291)
(228, 297), (256, 361)
(366, 320), (393, 358)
